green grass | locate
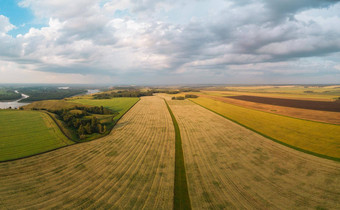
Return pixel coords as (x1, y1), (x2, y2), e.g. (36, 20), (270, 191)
(191, 97), (340, 161)
(164, 100), (192, 210)
(0, 110), (74, 161)
(70, 97), (139, 122)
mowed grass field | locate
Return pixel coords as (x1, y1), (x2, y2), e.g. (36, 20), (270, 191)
(191, 97), (340, 160)
(0, 96), (175, 209)
(0, 110), (73, 161)
(70, 97), (139, 122)
(168, 99), (340, 209)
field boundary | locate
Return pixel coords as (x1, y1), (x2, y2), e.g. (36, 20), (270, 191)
(189, 99), (340, 162)
(164, 99), (192, 210)
(0, 98), (141, 163)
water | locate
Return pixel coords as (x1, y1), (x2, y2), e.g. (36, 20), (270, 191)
(0, 91), (30, 109)
(73, 89), (101, 97)
(86, 89), (100, 95)
(0, 89), (100, 109)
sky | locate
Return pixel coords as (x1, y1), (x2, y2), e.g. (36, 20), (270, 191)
(0, 0), (340, 85)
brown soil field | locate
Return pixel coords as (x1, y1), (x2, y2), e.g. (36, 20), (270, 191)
(0, 96), (175, 209)
(199, 94), (340, 124)
(168, 99), (340, 209)
(228, 95), (340, 112)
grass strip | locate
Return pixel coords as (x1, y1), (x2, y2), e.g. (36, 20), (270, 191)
(164, 99), (192, 210)
(190, 99), (340, 162)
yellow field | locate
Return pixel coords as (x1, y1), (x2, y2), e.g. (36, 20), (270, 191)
(0, 96), (175, 209)
(191, 97), (340, 160)
(168, 99), (340, 209)
(23, 100), (91, 110)
(205, 85), (340, 101)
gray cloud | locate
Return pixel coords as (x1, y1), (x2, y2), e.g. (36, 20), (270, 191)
(0, 0), (339, 84)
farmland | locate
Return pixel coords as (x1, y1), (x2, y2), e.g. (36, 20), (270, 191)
(190, 97), (340, 160)
(227, 95), (340, 112)
(0, 96), (175, 209)
(0, 110), (73, 161)
(204, 85), (340, 100)
(1, 88), (340, 208)
(198, 93), (340, 124)
(167, 99), (340, 209)
(70, 97), (139, 122)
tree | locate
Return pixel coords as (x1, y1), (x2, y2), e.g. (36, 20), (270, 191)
(97, 124), (103, 133)
(78, 124), (85, 136)
(84, 123), (92, 134)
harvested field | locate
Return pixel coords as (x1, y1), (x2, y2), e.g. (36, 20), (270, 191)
(228, 95), (340, 112)
(199, 94), (340, 124)
(168, 99), (340, 209)
(0, 96), (175, 209)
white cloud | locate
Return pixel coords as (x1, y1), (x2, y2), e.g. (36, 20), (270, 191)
(0, 15), (16, 34)
(0, 0), (339, 84)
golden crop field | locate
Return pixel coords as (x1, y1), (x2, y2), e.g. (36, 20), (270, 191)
(168, 99), (340, 209)
(190, 97), (340, 160)
(203, 85), (340, 101)
(0, 96), (175, 209)
(197, 93), (340, 124)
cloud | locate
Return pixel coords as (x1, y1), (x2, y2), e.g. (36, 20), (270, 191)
(0, 0), (340, 84)
(0, 15), (16, 33)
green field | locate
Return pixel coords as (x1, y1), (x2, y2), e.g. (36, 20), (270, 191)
(0, 110), (73, 161)
(191, 97), (340, 160)
(70, 97), (140, 122)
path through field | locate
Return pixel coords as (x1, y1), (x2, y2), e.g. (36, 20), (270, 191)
(0, 96), (175, 209)
(168, 99), (340, 209)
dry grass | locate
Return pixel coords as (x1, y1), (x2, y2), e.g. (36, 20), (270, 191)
(22, 100), (91, 111)
(0, 96), (175, 209)
(168, 99), (340, 209)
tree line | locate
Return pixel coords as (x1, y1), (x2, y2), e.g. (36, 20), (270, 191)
(172, 94), (199, 100)
(0, 90), (22, 101)
(18, 87), (87, 102)
(49, 106), (115, 139)
(93, 90), (154, 99)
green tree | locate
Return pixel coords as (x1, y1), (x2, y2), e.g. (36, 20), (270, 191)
(97, 124), (103, 133)
(78, 124), (85, 136)
(84, 123), (92, 134)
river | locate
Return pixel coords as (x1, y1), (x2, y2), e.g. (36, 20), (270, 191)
(0, 89), (100, 109)
(0, 91), (30, 109)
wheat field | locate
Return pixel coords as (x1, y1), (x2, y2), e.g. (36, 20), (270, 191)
(168, 99), (340, 209)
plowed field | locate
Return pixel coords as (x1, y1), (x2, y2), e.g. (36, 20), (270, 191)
(228, 95), (340, 112)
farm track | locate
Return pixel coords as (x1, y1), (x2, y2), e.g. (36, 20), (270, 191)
(164, 100), (191, 210)
(168, 99), (340, 209)
(0, 96), (175, 209)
